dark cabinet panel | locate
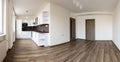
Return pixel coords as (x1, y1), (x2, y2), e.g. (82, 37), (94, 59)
(22, 24), (49, 33)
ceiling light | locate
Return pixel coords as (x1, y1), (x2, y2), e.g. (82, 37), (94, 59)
(26, 16), (28, 19)
(26, 10), (29, 13)
(76, 2), (79, 7)
(80, 4), (83, 9)
(25, 10), (29, 20)
(73, 0), (76, 4)
(73, 0), (83, 9)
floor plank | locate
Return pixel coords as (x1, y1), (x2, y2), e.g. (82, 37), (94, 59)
(3, 39), (120, 62)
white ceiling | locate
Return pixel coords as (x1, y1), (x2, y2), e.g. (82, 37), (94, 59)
(13, 0), (49, 16)
(13, 0), (119, 16)
(51, 0), (119, 13)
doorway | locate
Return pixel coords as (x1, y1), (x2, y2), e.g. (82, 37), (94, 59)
(86, 19), (95, 40)
(70, 18), (76, 41)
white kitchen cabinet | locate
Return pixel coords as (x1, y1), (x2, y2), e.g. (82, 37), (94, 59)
(31, 31), (49, 46)
(16, 19), (32, 39)
(31, 32), (39, 45)
(21, 31), (31, 38)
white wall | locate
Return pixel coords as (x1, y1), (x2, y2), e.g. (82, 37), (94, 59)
(6, 0), (16, 49)
(50, 3), (70, 46)
(76, 14), (113, 40)
(16, 16), (35, 20)
(113, 0), (120, 50)
(12, 11), (16, 43)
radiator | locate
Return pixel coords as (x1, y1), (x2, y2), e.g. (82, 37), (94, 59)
(0, 36), (8, 62)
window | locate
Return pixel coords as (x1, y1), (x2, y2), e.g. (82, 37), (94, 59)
(0, 0), (3, 34)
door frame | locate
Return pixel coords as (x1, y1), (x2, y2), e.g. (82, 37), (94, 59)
(70, 17), (76, 41)
(85, 19), (95, 40)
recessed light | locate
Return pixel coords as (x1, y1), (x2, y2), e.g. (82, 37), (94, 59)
(26, 10), (29, 13)
(80, 4), (83, 9)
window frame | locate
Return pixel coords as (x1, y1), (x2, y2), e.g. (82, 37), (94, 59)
(0, 0), (6, 35)
(0, 0), (3, 34)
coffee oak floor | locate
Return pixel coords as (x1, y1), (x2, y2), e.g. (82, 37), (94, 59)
(3, 39), (120, 62)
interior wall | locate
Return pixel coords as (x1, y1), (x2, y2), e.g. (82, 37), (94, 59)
(16, 16), (35, 20)
(76, 14), (113, 40)
(12, 11), (16, 43)
(50, 3), (70, 46)
(70, 12), (77, 18)
(6, 0), (16, 48)
(113, 0), (120, 50)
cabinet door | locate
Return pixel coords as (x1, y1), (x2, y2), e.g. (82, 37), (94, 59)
(16, 19), (22, 38)
(21, 31), (31, 38)
(38, 34), (48, 46)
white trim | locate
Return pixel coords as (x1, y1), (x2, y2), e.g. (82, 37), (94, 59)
(74, 12), (114, 16)
(2, 0), (4, 33)
(3, 0), (7, 35)
(0, 0), (3, 34)
(0, 34), (6, 37)
(113, 41), (120, 50)
(0, 0), (6, 35)
(0, 34), (5, 42)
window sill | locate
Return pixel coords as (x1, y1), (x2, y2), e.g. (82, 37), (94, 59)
(0, 34), (6, 42)
(0, 34), (6, 36)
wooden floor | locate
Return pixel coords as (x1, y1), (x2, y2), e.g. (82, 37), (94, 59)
(3, 39), (120, 62)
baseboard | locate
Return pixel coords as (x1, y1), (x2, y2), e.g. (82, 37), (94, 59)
(16, 38), (31, 40)
(76, 38), (113, 41)
(95, 40), (112, 41)
(76, 38), (85, 40)
(112, 41), (120, 51)
(49, 41), (70, 47)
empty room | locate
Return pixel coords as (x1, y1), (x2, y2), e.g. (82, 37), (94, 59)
(0, 0), (120, 62)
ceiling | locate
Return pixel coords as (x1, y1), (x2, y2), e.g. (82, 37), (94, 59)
(13, 0), (49, 16)
(51, 0), (119, 13)
(13, 0), (119, 16)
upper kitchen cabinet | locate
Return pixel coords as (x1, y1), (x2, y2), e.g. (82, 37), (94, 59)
(42, 11), (49, 24)
(36, 3), (50, 25)
(22, 20), (34, 26)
